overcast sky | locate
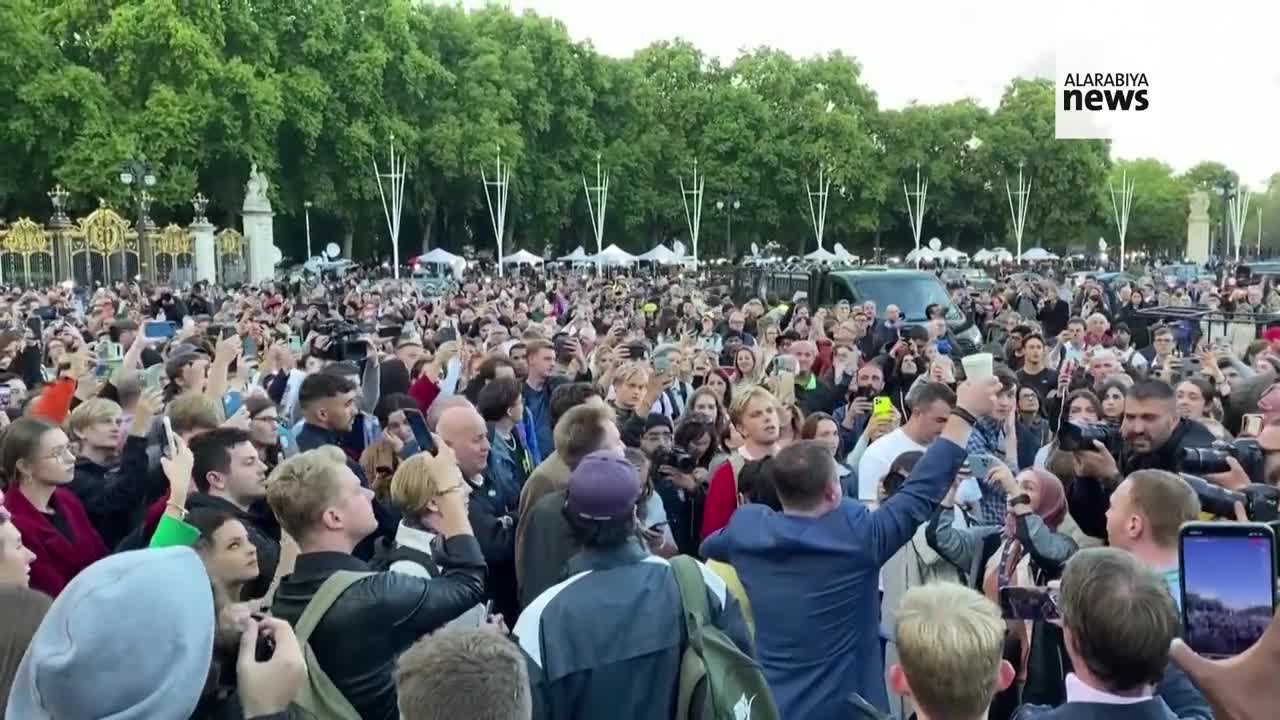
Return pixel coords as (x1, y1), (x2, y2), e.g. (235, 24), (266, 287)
(487, 0), (1278, 188)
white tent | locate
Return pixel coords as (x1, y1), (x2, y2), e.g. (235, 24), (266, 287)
(412, 248), (466, 276)
(1021, 247), (1059, 261)
(905, 247), (939, 263)
(501, 249), (544, 266)
(557, 246), (589, 262)
(592, 244), (638, 266)
(974, 247), (1013, 263)
(940, 247), (968, 263)
(805, 247), (838, 262)
(636, 244), (682, 265)
(832, 243), (860, 263)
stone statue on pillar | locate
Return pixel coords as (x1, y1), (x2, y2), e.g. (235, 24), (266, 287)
(242, 163), (279, 283)
(1186, 191), (1210, 264)
(190, 193), (216, 284)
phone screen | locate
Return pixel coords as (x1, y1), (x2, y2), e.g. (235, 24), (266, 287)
(1180, 523), (1276, 658)
(223, 391), (244, 419)
(1243, 414), (1265, 437)
(404, 409), (433, 455)
(144, 321), (175, 339)
(999, 586), (1060, 622)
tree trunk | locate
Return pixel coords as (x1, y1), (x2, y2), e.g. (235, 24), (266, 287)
(341, 222), (354, 260)
(420, 203), (436, 253)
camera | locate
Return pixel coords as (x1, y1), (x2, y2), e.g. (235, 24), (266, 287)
(1182, 439), (1264, 479)
(1180, 474), (1280, 522)
(1057, 420), (1120, 454)
(314, 320), (367, 362)
(652, 447), (698, 475)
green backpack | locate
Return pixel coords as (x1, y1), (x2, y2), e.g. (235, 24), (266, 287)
(287, 570), (372, 720)
(671, 556), (779, 720)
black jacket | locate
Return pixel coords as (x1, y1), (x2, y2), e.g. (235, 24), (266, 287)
(270, 541), (487, 720)
(186, 493), (282, 601)
(514, 543), (752, 720)
(466, 469), (519, 619)
(795, 371), (852, 416)
(1068, 418), (1216, 538)
(70, 436), (162, 549)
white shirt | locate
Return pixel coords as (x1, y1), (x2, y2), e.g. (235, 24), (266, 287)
(1064, 673), (1152, 705)
(856, 428), (927, 501)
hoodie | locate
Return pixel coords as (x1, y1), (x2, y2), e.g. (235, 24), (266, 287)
(5, 546), (215, 720)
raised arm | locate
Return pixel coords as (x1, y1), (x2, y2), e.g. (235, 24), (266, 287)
(869, 378), (998, 565)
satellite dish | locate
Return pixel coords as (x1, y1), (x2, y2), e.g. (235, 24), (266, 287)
(928, 237), (942, 251)
(268, 246), (283, 265)
(1098, 237), (1108, 252)
(325, 242), (340, 259)
(750, 242), (760, 256)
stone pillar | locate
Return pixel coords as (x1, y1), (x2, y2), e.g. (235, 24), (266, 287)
(191, 220), (216, 284)
(242, 163), (280, 284)
(1187, 191), (1210, 263)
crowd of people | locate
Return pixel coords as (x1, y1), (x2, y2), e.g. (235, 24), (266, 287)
(0, 261), (1279, 720)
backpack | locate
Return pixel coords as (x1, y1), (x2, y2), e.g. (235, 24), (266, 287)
(671, 556), (779, 720)
(288, 570), (373, 720)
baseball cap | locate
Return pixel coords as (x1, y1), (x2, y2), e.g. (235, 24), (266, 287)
(565, 450), (642, 521)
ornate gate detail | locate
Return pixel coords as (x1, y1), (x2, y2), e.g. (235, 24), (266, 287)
(70, 202), (139, 286)
(216, 228), (246, 285)
(152, 224), (194, 286)
(0, 218), (55, 287)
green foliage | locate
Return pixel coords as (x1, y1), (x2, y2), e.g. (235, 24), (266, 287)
(0, 1), (1262, 262)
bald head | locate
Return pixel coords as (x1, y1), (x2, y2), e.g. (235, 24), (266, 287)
(438, 405), (490, 477)
(428, 395), (473, 432)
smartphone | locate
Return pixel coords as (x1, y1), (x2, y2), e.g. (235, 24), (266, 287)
(404, 409), (434, 455)
(770, 354), (799, 375)
(0, 386), (10, 408)
(999, 586), (1060, 622)
(1180, 521), (1276, 658)
(143, 320), (175, 339)
(378, 325), (403, 339)
(94, 359), (111, 378)
(1242, 413), (1265, 438)
(162, 416), (176, 457)
(223, 390), (244, 419)
(288, 335), (303, 353)
(653, 354), (673, 375)
(242, 337), (258, 361)
(872, 396), (893, 419)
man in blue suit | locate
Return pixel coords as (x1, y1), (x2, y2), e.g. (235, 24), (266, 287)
(1014, 548), (1182, 720)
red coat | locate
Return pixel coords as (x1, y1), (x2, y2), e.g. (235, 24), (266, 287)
(3, 485), (109, 597)
(700, 461), (740, 541)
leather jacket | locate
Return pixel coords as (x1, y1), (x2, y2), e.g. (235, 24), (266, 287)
(270, 536), (487, 720)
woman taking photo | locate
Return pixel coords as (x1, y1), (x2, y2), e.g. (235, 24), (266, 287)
(0, 418), (107, 597)
(360, 393), (423, 501)
(680, 386), (732, 454)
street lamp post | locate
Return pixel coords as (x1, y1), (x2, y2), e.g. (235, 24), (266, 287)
(303, 201), (314, 260)
(119, 159), (157, 283)
(716, 192), (740, 260)
(47, 184), (71, 285)
(1218, 179), (1234, 267)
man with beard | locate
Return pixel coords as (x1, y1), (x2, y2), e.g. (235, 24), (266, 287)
(1069, 380), (1215, 538)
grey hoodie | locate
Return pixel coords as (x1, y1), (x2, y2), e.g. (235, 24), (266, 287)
(6, 546), (216, 720)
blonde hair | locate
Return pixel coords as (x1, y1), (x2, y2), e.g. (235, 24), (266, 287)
(266, 446), (351, 540)
(894, 583), (1006, 720)
(389, 452), (462, 515)
(167, 393), (223, 435)
(66, 398), (122, 439)
(612, 361), (650, 387)
(728, 385), (777, 427)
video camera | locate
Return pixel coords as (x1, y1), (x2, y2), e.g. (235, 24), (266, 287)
(314, 320), (367, 362)
(652, 446), (698, 476)
(1056, 420), (1122, 455)
(1182, 439), (1264, 479)
(1180, 473), (1280, 522)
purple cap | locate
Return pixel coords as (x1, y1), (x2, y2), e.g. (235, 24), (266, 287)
(565, 450), (642, 521)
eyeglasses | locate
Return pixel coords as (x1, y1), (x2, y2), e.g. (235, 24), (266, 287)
(42, 447), (75, 461)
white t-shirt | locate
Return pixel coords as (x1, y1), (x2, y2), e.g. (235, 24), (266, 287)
(856, 428), (928, 501)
